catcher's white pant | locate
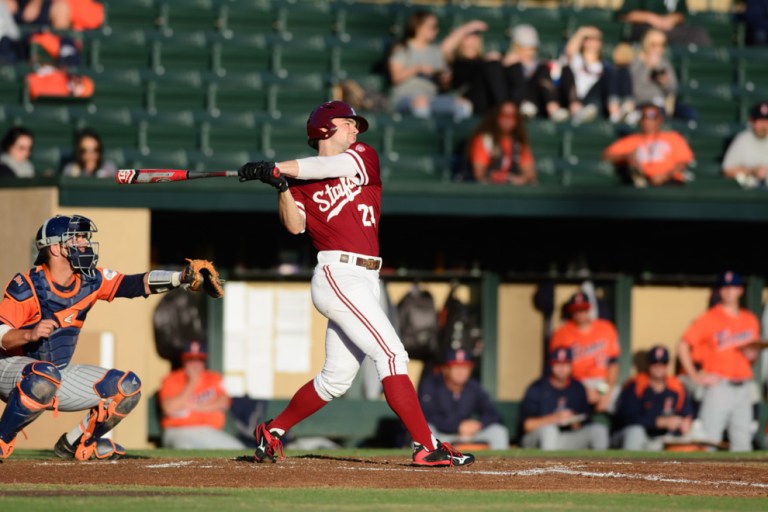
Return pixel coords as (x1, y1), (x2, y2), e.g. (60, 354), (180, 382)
(310, 251), (409, 402)
(0, 356), (108, 411)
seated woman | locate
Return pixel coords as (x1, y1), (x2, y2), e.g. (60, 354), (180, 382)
(466, 100), (536, 186)
(61, 128), (117, 178)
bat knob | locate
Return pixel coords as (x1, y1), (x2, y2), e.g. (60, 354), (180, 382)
(116, 169), (137, 184)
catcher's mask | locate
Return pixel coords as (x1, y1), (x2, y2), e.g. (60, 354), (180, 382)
(34, 214), (99, 278)
(306, 100), (368, 149)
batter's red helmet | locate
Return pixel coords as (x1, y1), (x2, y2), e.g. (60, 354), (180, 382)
(306, 101), (368, 149)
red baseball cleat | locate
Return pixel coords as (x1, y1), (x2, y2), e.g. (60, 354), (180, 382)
(412, 441), (475, 467)
(253, 421), (284, 463)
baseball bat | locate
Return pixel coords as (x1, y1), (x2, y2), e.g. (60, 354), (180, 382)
(116, 168), (238, 185)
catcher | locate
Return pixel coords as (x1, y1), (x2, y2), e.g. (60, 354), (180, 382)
(0, 214), (223, 460)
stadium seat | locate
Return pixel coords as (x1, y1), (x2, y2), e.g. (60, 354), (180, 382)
(30, 146), (63, 177)
(261, 115), (316, 160)
(123, 147), (189, 169)
(85, 68), (147, 109)
(152, 31), (213, 73)
(159, 0), (221, 33)
(87, 30), (152, 71)
(137, 110), (201, 152)
(562, 7), (624, 44)
(0, 66), (25, 106)
(281, 1), (338, 38)
(272, 35), (333, 77)
(187, 149), (253, 173)
(732, 47), (768, 89)
(448, 4), (512, 41)
(208, 72), (268, 114)
(200, 110), (263, 154)
(335, 2), (400, 41)
(266, 73), (332, 117)
(218, 0), (277, 37)
(145, 70), (208, 113)
(686, 10), (737, 48)
(526, 119), (564, 164)
(682, 121), (737, 180)
(561, 121), (619, 185)
(330, 37), (389, 80)
(213, 33), (274, 75)
(673, 46), (736, 88)
(380, 117), (449, 182)
(11, 105), (74, 151)
(677, 83), (740, 124)
(102, 0), (163, 33)
(509, 6), (566, 48)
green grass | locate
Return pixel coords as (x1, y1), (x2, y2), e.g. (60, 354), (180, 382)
(1, 485), (766, 512)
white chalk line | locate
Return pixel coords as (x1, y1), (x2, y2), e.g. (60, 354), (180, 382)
(342, 464), (768, 489)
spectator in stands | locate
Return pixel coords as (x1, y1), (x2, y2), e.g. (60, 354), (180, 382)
(616, 0), (712, 47)
(61, 128), (117, 178)
(0, 2), (22, 63)
(447, 26), (503, 117)
(629, 29), (696, 122)
(602, 103), (695, 187)
(558, 26), (632, 126)
(499, 24), (569, 122)
(158, 340), (245, 450)
(549, 292), (621, 414)
(744, 0), (768, 46)
(5, 0), (70, 30)
(612, 345), (694, 451)
(387, 10), (481, 121)
(721, 100), (768, 189)
(520, 347), (609, 450)
(465, 100), (536, 185)
(418, 348), (509, 450)
(0, 125), (34, 178)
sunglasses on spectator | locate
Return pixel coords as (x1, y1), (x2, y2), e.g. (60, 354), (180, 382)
(79, 146), (100, 154)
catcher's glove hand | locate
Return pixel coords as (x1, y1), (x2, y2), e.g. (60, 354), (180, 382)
(180, 259), (225, 299)
(238, 161), (288, 192)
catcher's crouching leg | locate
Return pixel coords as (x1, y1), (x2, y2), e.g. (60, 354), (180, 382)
(69, 369), (141, 460)
(0, 362), (61, 458)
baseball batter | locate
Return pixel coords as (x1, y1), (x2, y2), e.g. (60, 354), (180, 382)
(677, 271), (760, 451)
(237, 100), (474, 466)
(0, 214), (220, 460)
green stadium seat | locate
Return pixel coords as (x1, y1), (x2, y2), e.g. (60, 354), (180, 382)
(87, 30), (152, 71)
(561, 121), (618, 185)
(330, 37), (388, 80)
(218, 0), (277, 37)
(335, 2), (400, 41)
(123, 147), (190, 169)
(30, 146), (62, 177)
(281, 1), (338, 38)
(102, 0), (163, 33)
(146, 70), (208, 113)
(137, 110), (201, 152)
(732, 47), (768, 89)
(188, 149), (253, 173)
(448, 5), (512, 40)
(208, 72), (268, 114)
(0, 66), (25, 106)
(86, 68), (147, 109)
(526, 119), (563, 163)
(273, 35), (333, 76)
(560, 158), (620, 186)
(160, 0), (221, 33)
(672, 46), (735, 88)
(380, 117), (448, 182)
(214, 33), (273, 75)
(678, 83), (740, 124)
(682, 121), (737, 179)
(74, 107), (139, 151)
(261, 115), (316, 160)
(200, 110), (263, 154)
(152, 31), (213, 73)
(686, 11), (737, 48)
(266, 73), (332, 117)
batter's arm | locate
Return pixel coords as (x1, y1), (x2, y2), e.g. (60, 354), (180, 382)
(278, 188), (305, 235)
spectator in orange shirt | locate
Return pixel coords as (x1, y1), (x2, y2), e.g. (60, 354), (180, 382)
(602, 103), (694, 187)
(158, 341), (245, 450)
(677, 271), (761, 452)
(549, 292), (621, 413)
(466, 100), (536, 185)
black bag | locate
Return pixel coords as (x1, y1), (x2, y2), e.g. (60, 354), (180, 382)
(438, 286), (482, 357)
(397, 287), (439, 361)
(152, 288), (207, 367)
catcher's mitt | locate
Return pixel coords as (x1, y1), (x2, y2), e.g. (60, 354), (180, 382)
(181, 259), (225, 299)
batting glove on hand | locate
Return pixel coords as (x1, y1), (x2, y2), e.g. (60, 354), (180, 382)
(238, 161), (288, 192)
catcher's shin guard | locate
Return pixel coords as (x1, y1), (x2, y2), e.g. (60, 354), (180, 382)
(73, 369), (141, 461)
(0, 361), (61, 458)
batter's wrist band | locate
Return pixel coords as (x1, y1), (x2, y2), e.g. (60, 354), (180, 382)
(147, 270), (182, 294)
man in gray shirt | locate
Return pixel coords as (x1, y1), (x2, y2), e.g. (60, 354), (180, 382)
(722, 101), (768, 189)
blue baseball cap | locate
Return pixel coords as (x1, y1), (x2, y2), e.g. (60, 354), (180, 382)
(717, 271), (743, 288)
(646, 345), (670, 364)
(549, 347), (573, 364)
(444, 348), (473, 365)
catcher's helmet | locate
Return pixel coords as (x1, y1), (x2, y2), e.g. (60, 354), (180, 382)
(34, 214), (99, 278)
(306, 100), (368, 149)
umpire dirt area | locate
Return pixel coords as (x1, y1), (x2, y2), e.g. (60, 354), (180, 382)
(4, 455), (768, 497)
